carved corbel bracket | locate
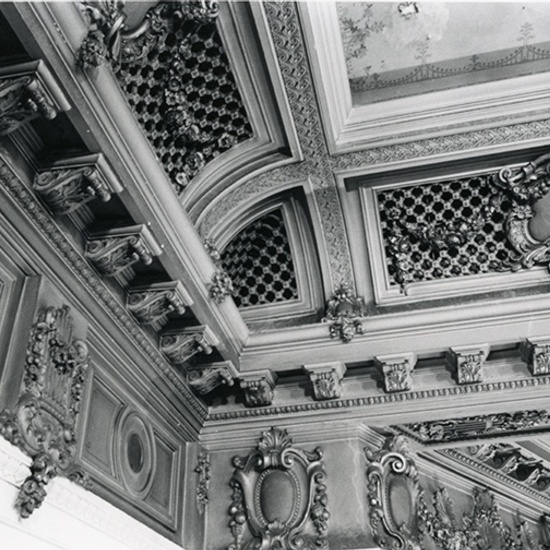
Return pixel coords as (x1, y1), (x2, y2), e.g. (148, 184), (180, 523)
(239, 371), (277, 408)
(521, 338), (550, 376)
(365, 435), (423, 549)
(33, 154), (123, 215)
(448, 344), (490, 385)
(322, 284), (366, 343)
(85, 224), (163, 277)
(229, 427), (328, 550)
(303, 362), (346, 400)
(0, 305), (91, 518)
(160, 325), (218, 365)
(127, 281), (192, 326)
(376, 353), (417, 393)
(0, 60), (71, 136)
(188, 360), (237, 395)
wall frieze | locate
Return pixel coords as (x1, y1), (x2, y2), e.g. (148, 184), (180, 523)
(438, 447), (550, 507)
(208, 376), (550, 421)
(334, 118), (550, 171)
(0, 156), (207, 422)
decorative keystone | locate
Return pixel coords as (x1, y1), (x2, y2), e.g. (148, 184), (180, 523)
(85, 224), (163, 277)
(239, 371), (277, 408)
(448, 344), (490, 385)
(0, 60), (70, 136)
(375, 353), (416, 393)
(160, 325), (218, 365)
(520, 338), (550, 376)
(33, 154), (123, 215)
(322, 284), (366, 343)
(127, 281), (192, 325)
(303, 362), (346, 400)
(188, 361), (238, 395)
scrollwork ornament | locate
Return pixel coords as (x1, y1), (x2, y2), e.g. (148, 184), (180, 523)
(492, 152), (550, 274)
(365, 436), (423, 550)
(229, 427), (328, 550)
(0, 305), (90, 518)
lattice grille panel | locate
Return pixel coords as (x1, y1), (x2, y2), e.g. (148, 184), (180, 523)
(221, 210), (299, 308)
(115, 5), (253, 194)
(377, 175), (516, 286)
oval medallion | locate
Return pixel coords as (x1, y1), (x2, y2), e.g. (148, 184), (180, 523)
(259, 469), (297, 524)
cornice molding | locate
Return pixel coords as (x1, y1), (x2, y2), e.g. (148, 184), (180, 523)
(0, 155), (207, 424)
(208, 374), (550, 422)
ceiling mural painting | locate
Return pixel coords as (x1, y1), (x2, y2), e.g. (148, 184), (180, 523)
(337, 2), (550, 103)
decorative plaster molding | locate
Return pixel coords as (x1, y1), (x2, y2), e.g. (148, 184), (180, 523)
(322, 284), (366, 343)
(303, 362), (346, 401)
(209, 270), (235, 304)
(208, 379), (550, 422)
(365, 435), (423, 549)
(448, 344), (490, 385)
(188, 361), (237, 395)
(127, 281), (191, 326)
(195, 447), (210, 516)
(335, 119), (550, 172)
(77, 0), (219, 70)
(160, 325), (218, 365)
(0, 305), (90, 517)
(0, 155), (206, 423)
(229, 427), (328, 550)
(85, 225), (163, 277)
(375, 352), (417, 393)
(0, 60), (70, 136)
(522, 338), (550, 376)
(397, 409), (550, 444)
(441, 447), (550, 508)
(33, 154), (123, 215)
(492, 152), (550, 274)
(239, 371), (277, 408)
(366, 436), (550, 549)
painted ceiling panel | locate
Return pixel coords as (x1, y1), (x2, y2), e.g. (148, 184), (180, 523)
(337, 2), (550, 102)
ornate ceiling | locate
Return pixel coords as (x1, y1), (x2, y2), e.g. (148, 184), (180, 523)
(3, 1), (550, 544)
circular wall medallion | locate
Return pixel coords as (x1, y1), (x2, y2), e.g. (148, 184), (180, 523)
(116, 409), (155, 497)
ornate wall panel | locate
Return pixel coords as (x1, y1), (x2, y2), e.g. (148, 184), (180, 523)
(228, 427), (329, 550)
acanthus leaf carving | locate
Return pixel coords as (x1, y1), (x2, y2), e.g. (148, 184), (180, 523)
(399, 409), (550, 444)
(239, 371), (277, 408)
(492, 152), (550, 274)
(322, 284), (366, 343)
(0, 73), (57, 136)
(33, 155), (123, 215)
(448, 344), (490, 385)
(521, 338), (550, 376)
(209, 270), (236, 304)
(229, 427), (328, 550)
(85, 225), (162, 277)
(0, 305), (90, 518)
(188, 361), (236, 395)
(376, 353), (417, 393)
(304, 362), (346, 401)
(160, 325), (218, 366)
(127, 281), (190, 326)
